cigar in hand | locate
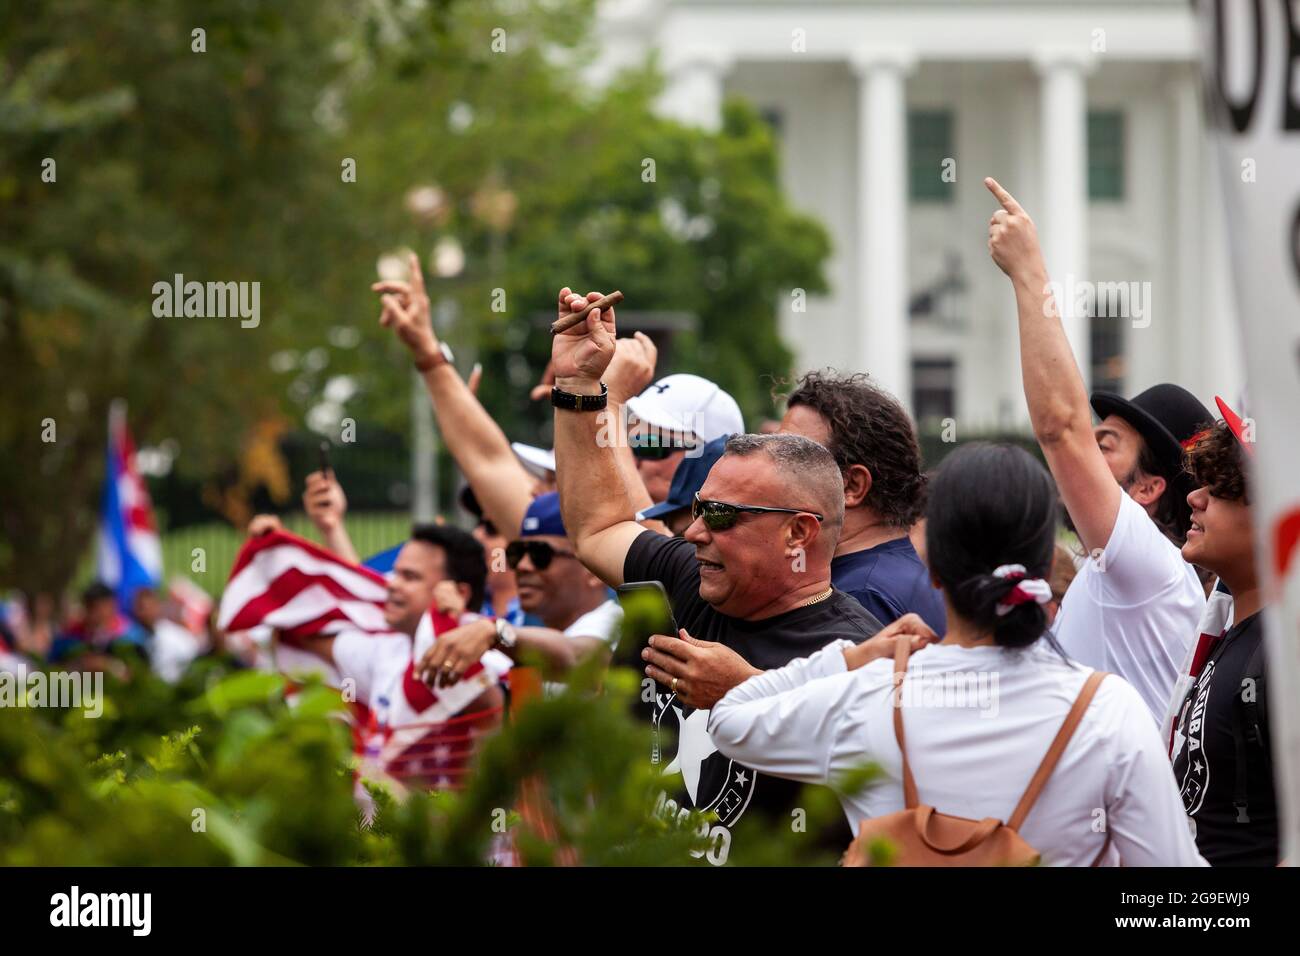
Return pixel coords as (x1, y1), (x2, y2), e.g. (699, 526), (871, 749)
(550, 290), (624, 335)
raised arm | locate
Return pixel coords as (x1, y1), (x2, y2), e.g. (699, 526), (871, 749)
(985, 178), (1121, 553)
(373, 253), (534, 539)
(550, 288), (648, 585)
(303, 470), (360, 565)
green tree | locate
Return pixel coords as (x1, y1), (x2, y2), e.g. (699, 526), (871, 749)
(0, 0), (829, 600)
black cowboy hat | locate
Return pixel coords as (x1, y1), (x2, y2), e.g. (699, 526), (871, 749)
(1090, 384), (1213, 476)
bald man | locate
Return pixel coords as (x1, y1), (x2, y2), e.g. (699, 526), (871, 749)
(548, 288), (889, 865)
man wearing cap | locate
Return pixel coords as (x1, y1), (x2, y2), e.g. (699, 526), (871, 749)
(626, 373), (745, 504)
(1168, 398), (1277, 865)
(987, 177), (1208, 721)
(636, 434), (731, 536)
(418, 492), (622, 689)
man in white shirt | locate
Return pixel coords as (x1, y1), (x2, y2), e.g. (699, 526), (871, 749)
(986, 178), (1209, 721)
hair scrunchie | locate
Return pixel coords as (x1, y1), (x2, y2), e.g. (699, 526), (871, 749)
(991, 564), (1053, 617)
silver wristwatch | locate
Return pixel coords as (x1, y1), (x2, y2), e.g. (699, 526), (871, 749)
(493, 618), (518, 650)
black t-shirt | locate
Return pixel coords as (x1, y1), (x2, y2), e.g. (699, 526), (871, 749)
(623, 530), (883, 865)
(1171, 612), (1278, 866)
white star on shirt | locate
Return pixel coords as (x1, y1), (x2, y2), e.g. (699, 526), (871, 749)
(663, 706), (717, 804)
(1193, 760), (1203, 774)
(735, 770), (748, 787)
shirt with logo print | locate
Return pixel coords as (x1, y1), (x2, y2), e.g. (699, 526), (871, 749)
(1170, 612), (1277, 866)
(623, 530), (882, 864)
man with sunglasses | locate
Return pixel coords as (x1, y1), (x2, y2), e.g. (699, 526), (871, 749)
(627, 372), (745, 504)
(549, 289), (888, 864)
(418, 493), (622, 690)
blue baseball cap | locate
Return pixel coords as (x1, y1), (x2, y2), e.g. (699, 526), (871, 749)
(636, 434), (731, 521)
(520, 491), (567, 538)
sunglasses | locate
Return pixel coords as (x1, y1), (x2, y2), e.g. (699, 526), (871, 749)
(505, 540), (578, 571)
(691, 493), (825, 532)
(632, 443), (692, 462)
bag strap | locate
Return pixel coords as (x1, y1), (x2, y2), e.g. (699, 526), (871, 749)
(890, 638), (919, 808)
(1007, 670), (1108, 830)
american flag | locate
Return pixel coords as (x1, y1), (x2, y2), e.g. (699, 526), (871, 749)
(218, 529), (390, 642)
(217, 529), (510, 790)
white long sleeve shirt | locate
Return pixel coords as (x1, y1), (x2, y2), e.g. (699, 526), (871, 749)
(708, 640), (1206, 866)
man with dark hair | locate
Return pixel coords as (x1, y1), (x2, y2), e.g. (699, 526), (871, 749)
(246, 512), (504, 724)
(780, 370), (945, 632)
(409, 522), (488, 614)
(546, 288), (896, 864)
(986, 177), (1208, 722)
(1170, 398), (1278, 866)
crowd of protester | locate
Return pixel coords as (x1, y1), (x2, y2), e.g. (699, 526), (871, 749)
(0, 178), (1279, 867)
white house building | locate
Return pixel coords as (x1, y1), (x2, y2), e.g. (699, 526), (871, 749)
(593, 0), (1244, 430)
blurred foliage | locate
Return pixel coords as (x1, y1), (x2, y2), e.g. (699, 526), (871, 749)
(0, 649), (864, 866)
(0, 0), (829, 598)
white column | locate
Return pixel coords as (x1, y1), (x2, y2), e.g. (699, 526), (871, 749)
(658, 50), (732, 131)
(1171, 69), (1205, 400)
(851, 48), (915, 406)
(1034, 49), (1093, 385)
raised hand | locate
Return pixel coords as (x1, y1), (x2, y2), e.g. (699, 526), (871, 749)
(302, 470), (347, 533)
(372, 251), (439, 366)
(605, 331), (658, 405)
(985, 178), (1046, 284)
(551, 287), (617, 391)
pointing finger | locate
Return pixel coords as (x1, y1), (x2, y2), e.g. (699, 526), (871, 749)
(984, 177), (1024, 215)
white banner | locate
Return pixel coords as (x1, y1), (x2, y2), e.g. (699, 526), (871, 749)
(1200, 0), (1300, 864)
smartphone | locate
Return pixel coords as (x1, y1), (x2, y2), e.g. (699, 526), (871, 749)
(615, 581), (681, 761)
(614, 581), (679, 670)
(318, 440), (332, 476)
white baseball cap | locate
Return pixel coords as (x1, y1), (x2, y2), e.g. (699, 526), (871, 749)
(511, 442), (556, 478)
(625, 374), (744, 443)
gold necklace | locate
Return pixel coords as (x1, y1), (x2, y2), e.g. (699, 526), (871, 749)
(795, 586), (834, 609)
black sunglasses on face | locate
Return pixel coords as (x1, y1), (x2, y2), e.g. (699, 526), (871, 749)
(506, 540), (577, 570)
(631, 443), (691, 462)
(691, 493), (825, 531)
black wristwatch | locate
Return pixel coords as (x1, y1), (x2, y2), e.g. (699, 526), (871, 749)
(551, 382), (608, 412)
(493, 618), (518, 651)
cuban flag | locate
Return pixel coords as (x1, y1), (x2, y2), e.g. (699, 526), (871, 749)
(96, 401), (162, 610)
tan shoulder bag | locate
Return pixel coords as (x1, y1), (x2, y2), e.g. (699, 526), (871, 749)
(843, 639), (1109, 867)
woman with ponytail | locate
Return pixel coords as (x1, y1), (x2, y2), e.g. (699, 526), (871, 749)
(709, 443), (1204, 865)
